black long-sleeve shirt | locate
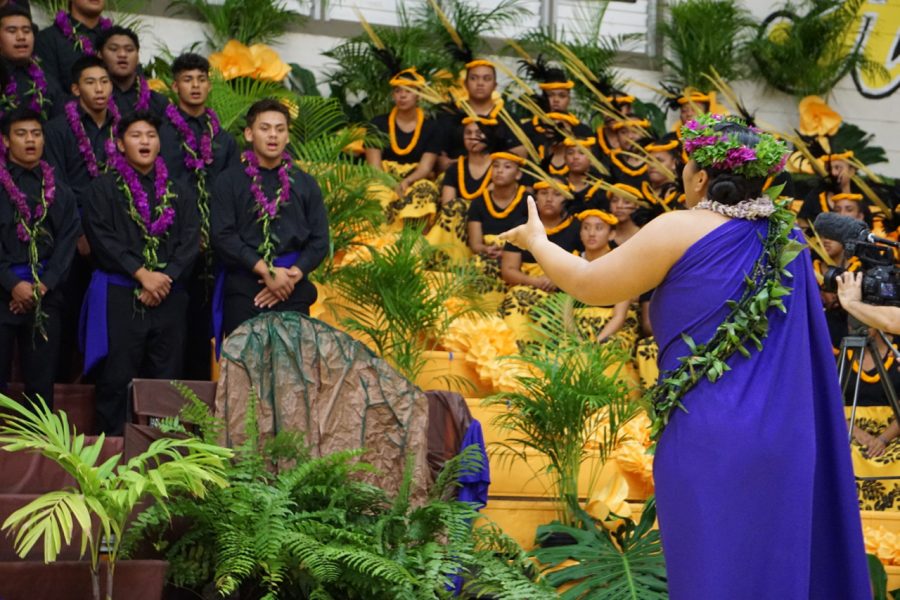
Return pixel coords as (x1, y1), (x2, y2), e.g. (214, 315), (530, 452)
(0, 58), (66, 119)
(159, 107), (238, 188)
(111, 78), (169, 119)
(34, 14), (105, 92)
(44, 103), (115, 204)
(83, 169), (200, 285)
(211, 162), (329, 278)
(0, 162), (79, 296)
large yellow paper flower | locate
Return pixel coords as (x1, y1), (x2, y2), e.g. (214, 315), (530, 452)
(250, 44), (291, 82)
(585, 465), (632, 525)
(209, 40), (291, 82)
(147, 78), (169, 93)
(209, 40), (256, 80)
(798, 96), (842, 137)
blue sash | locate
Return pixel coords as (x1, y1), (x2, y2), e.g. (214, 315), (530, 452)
(10, 262), (45, 282)
(211, 251), (300, 359)
(78, 270), (139, 373)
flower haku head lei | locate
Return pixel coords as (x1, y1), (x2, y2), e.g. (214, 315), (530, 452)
(54, 11), (112, 55)
(0, 160), (56, 339)
(242, 150), (292, 274)
(681, 114), (789, 179)
(108, 149), (176, 271)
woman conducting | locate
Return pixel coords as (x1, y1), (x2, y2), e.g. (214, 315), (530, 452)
(501, 115), (869, 598)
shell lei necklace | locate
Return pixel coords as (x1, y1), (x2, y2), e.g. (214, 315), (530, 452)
(484, 185), (525, 219)
(457, 156), (492, 200)
(388, 107), (423, 156)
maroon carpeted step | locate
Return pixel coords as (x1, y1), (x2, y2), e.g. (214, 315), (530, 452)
(0, 559), (167, 600)
(0, 436), (123, 495)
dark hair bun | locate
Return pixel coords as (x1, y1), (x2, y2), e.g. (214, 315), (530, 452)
(705, 171), (766, 206)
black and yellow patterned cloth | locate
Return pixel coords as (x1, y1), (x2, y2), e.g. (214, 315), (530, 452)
(848, 406), (900, 511)
(372, 160), (441, 229)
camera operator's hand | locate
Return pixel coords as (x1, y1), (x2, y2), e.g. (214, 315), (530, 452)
(836, 271), (863, 307)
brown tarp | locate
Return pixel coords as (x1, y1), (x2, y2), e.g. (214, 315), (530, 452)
(215, 313), (431, 501)
(424, 390), (473, 482)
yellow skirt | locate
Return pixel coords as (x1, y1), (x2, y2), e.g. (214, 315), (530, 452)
(635, 336), (659, 390)
(499, 262), (552, 346)
(847, 405), (900, 511)
(573, 304), (641, 350)
(424, 196), (473, 263)
(470, 234), (506, 295)
(370, 160), (440, 229)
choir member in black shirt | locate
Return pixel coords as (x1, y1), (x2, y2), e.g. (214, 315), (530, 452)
(35, 0), (111, 92)
(44, 55), (116, 379)
(96, 25), (168, 118)
(160, 52), (237, 378)
(210, 99), (329, 348)
(44, 55), (116, 202)
(0, 5), (64, 119)
(82, 111), (199, 434)
(0, 108), (78, 408)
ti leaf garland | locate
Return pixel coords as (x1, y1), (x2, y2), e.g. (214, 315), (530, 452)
(647, 185), (804, 444)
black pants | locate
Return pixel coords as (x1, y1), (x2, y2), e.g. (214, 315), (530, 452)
(184, 260), (214, 380)
(222, 275), (317, 339)
(57, 252), (92, 382)
(94, 286), (188, 435)
(0, 304), (62, 409)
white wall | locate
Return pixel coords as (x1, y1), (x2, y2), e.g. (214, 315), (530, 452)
(36, 0), (900, 177)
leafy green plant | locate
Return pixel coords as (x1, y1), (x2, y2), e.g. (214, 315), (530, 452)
(485, 293), (637, 525)
(127, 392), (553, 598)
(167, 0), (310, 48)
(658, 0), (756, 88)
(0, 395), (231, 600)
(329, 226), (487, 383)
(531, 498), (667, 599)
(30, 0), (147, 31)
(749, 0), (887, 97)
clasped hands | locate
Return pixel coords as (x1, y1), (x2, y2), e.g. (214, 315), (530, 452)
(255, 264), (303, 309)
(9, 281), (48, 315)
(135, 268), (172, 307)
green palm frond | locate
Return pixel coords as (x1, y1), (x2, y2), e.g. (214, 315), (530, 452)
(206, 75), (294, 136)
(329, 226), (487, 381)
(167, 0), (309, 48)
(485, 293), (637, 524)
(749, 0), (888, 97)
(659, 0), (756, 88)
(289, 96), (349, 145)
(413, 0), (530, 65)
(531, 497), (667, 599)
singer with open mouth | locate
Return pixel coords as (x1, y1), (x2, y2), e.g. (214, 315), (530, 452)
(500, 115), (870, 599)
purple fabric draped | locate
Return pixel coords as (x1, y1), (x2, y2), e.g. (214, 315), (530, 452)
(211, 252), (300, 359)
(78, 270), (138, 373)
(649, 218), (870, 599)
(457, 419), (490, 508)
(10, 263), (44, 282)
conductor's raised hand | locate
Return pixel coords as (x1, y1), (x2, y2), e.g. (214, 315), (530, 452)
(499, 195), (546, 251)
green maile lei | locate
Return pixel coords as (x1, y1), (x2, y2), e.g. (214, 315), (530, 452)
(646, 184), (805, 445)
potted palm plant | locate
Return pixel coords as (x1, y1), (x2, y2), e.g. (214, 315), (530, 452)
(0, 395), (231, 600)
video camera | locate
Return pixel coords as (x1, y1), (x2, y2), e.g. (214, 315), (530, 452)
(814, 212), (900, 307)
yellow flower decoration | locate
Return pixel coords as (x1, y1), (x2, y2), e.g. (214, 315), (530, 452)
(209, 40), (291, 82)
(585, 466), (632, 526)
(249, 43), (291, 82)
(209, 40), (256, 80)
(798, 96), (842, 137)
(147, 78), (169, 93)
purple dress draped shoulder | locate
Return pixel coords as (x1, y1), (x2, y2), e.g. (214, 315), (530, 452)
(650, 218), (871, 599)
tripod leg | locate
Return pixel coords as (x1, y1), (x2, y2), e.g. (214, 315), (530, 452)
(847, 343), (867, 445)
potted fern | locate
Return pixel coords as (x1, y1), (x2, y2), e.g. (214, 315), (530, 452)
(0, 395), (231, 600)
(485, 294), (668, 596)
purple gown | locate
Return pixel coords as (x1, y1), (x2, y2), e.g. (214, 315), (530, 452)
(650, 218), (871, 599)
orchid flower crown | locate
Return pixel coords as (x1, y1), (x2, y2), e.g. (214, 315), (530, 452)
(681, 114), (788, 179)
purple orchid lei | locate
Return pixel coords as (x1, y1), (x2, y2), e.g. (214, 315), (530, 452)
(109, 151), (176, 270)
(680, 114), (788, 179)
(65, 99), (120, 178)
(54, 11), (112, 56)
(133, 75), (151, 113)
(1, 60), (50, 117)
(0, 160), (56, 339)
(242, 149), (292, 273)
(165, 104), (220, 260)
